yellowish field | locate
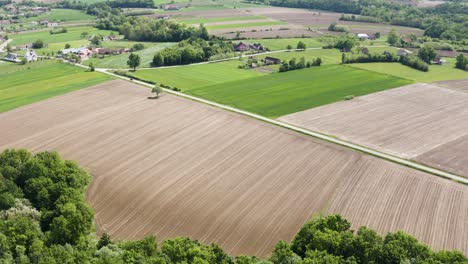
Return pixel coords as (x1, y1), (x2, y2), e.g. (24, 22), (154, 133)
(0, 80), (466, 256)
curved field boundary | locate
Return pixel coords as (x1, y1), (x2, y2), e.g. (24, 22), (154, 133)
(100, 69), (468, 185)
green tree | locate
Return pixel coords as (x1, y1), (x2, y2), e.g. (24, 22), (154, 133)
(270, 241), (301, 264)
(455, 54), (467, 70)
(286, 44), (292, 51)
(132, 43), (145, 51)
(89, 62), (95, 72)
(32, 39), (44, 49)
(417, 46), (436, 64)
(152, 85), (162, 98)
(387, 29), (399, 46)
(64, 43), (71, 49)
(127, 53), (141, 71)
(153, 53), (164, 66)
(297, 41), (306, 50)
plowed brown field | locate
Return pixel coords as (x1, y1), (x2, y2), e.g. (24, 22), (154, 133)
(0, 80), (466, 256)
(279, 83), (468, 179)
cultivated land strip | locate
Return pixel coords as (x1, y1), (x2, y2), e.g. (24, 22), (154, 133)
(0, 80), (466, 256)
(97, 70), (468, 185)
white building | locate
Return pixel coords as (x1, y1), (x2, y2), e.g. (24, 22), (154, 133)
(357, 33), (369, 40)
(47, 22), (59, 27)
(25, 48), (37, 62)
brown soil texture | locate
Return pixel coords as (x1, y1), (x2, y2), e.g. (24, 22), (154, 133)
(153, 9), (248, 19)
(0, 80), (466, 256)
(219, 28), (321, 39)
(279, 83), (468, 178)
(434, 79), (468, 93)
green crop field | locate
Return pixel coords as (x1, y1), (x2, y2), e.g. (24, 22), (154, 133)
(245, 38), (324, 51)
(20, 9), (95, 23)
(177, 16), (266, 25)
(205, 21), (288, 30)
(10, 27), (116, 46)
(182, 65), (412, 117)
(349, 58), (468, 82)
(134, 60), (266, 89)
(0, 61), (112, 112)
(84, 43), (176, 68)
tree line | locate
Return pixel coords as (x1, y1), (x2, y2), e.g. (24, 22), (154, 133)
(152, 38), (234, 66)
(0, 149), (466, 263)
(279, 57), (322, 72)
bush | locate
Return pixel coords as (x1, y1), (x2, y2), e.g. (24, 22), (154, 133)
(344, 95), (355, 100)
(32, 39), (44, 49)
(400, 55), (429, 72)
(132, 43), (145, 51)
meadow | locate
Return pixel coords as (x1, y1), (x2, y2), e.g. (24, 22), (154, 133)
(10, 26), (116, 46)
(172, 65), (411, 117)
(134, 60), (266, 89)
(20, 9), (95, 23)
(0, 61), (112, 112)
(85, 42), (176, 68)
(349, 58), (468, 82)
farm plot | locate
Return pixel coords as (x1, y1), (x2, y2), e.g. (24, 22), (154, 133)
(180, 65), (412, 118)
(0, 80), (466, 256)
(10, 26), (117, 46)
(0, 61), (112, 112)
(279, 83), (468, 178)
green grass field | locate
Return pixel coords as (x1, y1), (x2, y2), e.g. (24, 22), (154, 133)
(84, 42), (176, 68)
(134, 60), (266, 89)
(176, 16), (266, 25)
(20, 9), (95, 23)
(183, 65), (412, 117)
(349, 58), (468, 82)
(10, 27), (116, 46)
(205, 21), (288, 30)
(245, 38), (324, 51)
(0, 61), (112, 112)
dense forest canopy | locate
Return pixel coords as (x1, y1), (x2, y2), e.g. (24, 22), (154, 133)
(0, 149), (466, 263)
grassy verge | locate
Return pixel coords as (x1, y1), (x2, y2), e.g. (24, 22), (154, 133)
(0, 61), (112, 112)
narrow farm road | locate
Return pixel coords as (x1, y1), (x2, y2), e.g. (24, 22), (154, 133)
(0, 39), (12, 53)
(89, 66), (468, 185)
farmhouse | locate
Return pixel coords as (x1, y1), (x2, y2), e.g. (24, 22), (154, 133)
(13, 43), (32, 50)
(3, 53), (20, 63)
(39, 19), (49, 25)
(96, 48), (130, 55)
(264, 56), (281, 65)
(31, 7), (49, 12)
(62, 47), (94, 60)
(234, 42), (250, 52)
(24, 48), (37, 62)
(47, 22), (59, 28)
(357, 33), (369, 40)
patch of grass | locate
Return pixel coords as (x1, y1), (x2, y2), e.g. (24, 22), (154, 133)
(183, 65), (413, 117)
(257, 49), (343, 64)
(177, 16), (266, 25)
(244, 38), (324, 51)
(349, 58), (468, 82)
(133, 60), (265, 89)
(0, 61), (112, 112)
(206, 21), (288, 30)
(20, 9), (95, 23)
(10, 27), (117, 46)
(84, 42), (176, 68)
(181, 5), (231, 11)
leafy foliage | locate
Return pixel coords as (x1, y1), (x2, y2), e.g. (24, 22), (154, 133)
(0, 149), (465, 263)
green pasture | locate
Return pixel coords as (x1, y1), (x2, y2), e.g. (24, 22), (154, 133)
(183, 65), (412, 117)
(10, 27), (117, 46)
(244, 38), (324, 51)
(134, 60), (265, 89)
(0, 61), (112, 112)
(206, 21), (288, 30)
(349, 58), (468, 82)
(84, 42), (176, 68)
(20, 9), (95, 23)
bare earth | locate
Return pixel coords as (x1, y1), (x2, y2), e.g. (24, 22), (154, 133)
(0, 80), (466, 256)
(279, 83), (468, 178)
(434, 79), (468, 93)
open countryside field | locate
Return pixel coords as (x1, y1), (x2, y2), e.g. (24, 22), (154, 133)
(85, 42), (176, 68)
(349, 59), (468, 82)
(244, 37), (323, 51)
(0, 80), (465, 256)
(134, 60), (266, 89)
(10, 26), (116, 46)
(20, 9), (95, 23)
(279, 83), (468, 178)
(181, 65), (412, 118)
(0, 61), (112, 112)
(205, 20), (288, 30)
(176, 15), (266, 24)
